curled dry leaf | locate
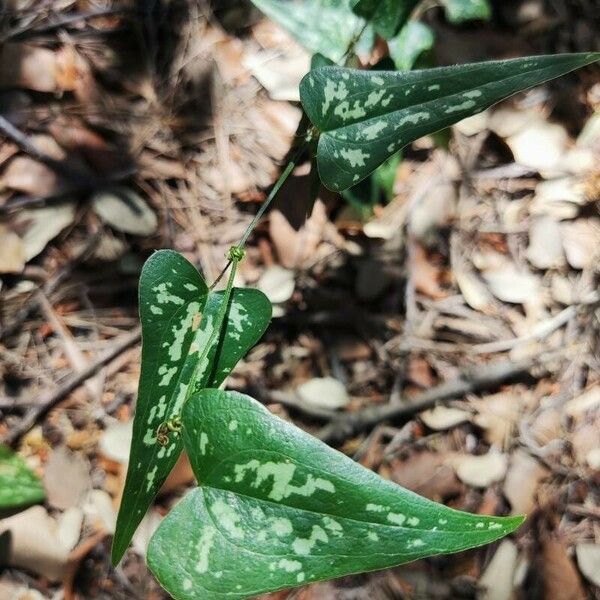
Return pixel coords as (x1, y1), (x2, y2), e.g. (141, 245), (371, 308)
(420, 406), (471, 431)
(478, 539), (518, 600)
(503, 449), (548, 515)
(14, 202), (76, 261)
(0, 506), (69, 581)
(296, 377), (349, 410)
(526, 215), (565, 269)
(92, 187), (158, 236)
(453, 451), (508, 488)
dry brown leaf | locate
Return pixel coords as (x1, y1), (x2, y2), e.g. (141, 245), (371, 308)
(479, 539), (518, 600)
(540, 538), (586, 600)
(43, 447), (91, 510)
(412, 243), (446, 299)
(0, 506), (69, 581)
(0, 225), (25, 273)
(471, 392), (521, 446)
(296, 377), (349, 410)
(420, 406), (471, 431)
(92, 188), (157, 236)
(2, 156), (65, 196)
(503, 449), (548, 515)
(453, 451), (508, 488)
(0, 43), (57, 92)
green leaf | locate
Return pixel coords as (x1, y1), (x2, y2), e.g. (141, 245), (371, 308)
(147, 389), (523, 599)
(352, 0), (419, 39)
(442, 0), (491, 23)
(388, 21), (434, 72)
(300, 53), (600, 191)
(112, 252), (272, 565)
(250, 0), (365, 63)
(0, 445), (45, 509)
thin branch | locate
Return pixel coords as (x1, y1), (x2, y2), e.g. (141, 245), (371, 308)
(2, 326), (141, 446)
(317, 357), (540, 445)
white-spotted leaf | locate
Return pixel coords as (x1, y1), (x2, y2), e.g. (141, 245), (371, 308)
(112, 252), (271, 564)
(0, 445), (45, 510)
(300, 53), (600, 191)
(147, 389), (523, 599)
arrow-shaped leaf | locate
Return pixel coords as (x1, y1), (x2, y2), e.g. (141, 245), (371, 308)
(300, 53), (600, 191)
(112, 252), (272, 564)
(0, 444), (45, 510)
(147, 389), (523, 599)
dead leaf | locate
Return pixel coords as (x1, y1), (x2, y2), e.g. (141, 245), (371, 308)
(99, 420), (132, 465)
(482, 261), (540, 304)
(453, 451), (508, 488)
(479, 540), (518, 600)
(296, 377), (349, 410)
(0, 506), (69, 581)
(566, 385), (600, 417)
(531, 177), (588, 220)
(540, 538), (586, 600)
(420, 406), (471, 431)
(15, 202), (76, 261)
(408, 181), (456, 244)
(82, 490), (116, 535)
(43, 447), (91, 510)
(570, 422), (600, 466)
(56, 507), (83, 552)
(0, 226), (25, 273)
(527, 215), (565, 269)
(413, 243), (446, 299)
(92, 187), (158, 236)
(0, 43), (57, 92)
(258, 265), (295, 304)
(455, 268), (494, 312)
(132, 508), (163, 556)
(2, 156), (65, 196)
(471, 392), (521, 446)
(575, 543), (600, 587)
(503, 449), (548, 515)
(561, 218), (600, 269)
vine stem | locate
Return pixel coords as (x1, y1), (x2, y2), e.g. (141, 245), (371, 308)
(209, 145), (304, 291)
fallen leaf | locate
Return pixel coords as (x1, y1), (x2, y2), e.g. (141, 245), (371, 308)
(413, 243), (446, 299)
(15, 203), (76, 261)
(132, 507), (162, 556)
(576, 543), (600, 587)
(540, 538), (586, 600)
(43, 447), (91, 510)
(482, 261), (540, 304)
(82, 490), (116, 535)
(570, 423), (600, 466)
(561, 218), (600, 269)
(479, 539), (518, 600)
(420, 406), (471, 431)
(565, 385), (600, 417)
(258, 265), (295, 304)
(56, 507), (83, 552)
(471, 392), (521, 446)
(526, 215), (565, 269)
(92, 187), (158, 236)
(0, 506), (69, 581)
(2, 156), (65, 196)
(455, 267), (494, 312)
(99, 420), (132, 465)
(408, 182), (456, 243)
(453, 451), (508, 488)
(0, 43), (57, 92)
(530, 177), (588, 220)
(296, 377), (349, 410)
(0, 226), (25, 273)
(503, 449), (548, 515)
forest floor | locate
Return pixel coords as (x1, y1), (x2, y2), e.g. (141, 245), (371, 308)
(0, 1), (599, 599)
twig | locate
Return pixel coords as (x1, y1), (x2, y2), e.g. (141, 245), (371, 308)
(317, 357), (539, 445)
(2, 326), (141, 446)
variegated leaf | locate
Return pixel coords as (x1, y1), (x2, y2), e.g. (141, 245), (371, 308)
(147, 389), (523, 599)
(351, 0), (419, 39)
(300, 53), (600, 191)
(112, 252), (271, 564)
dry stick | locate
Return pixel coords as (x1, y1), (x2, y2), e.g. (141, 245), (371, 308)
(317, 357), (539, 445)
(2, 326), (141, 446)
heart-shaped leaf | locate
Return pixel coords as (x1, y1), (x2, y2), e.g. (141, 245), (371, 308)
(250, 0), (366, 64)
(147, 389), (523, 599)
(388, 20), (434, 72)
(442, 0), (491, 23)
(300, 53), (600, 191)
(0, 445), (45, 510)
(112, 252), (272, 564)
(352, 0), (419, 39)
